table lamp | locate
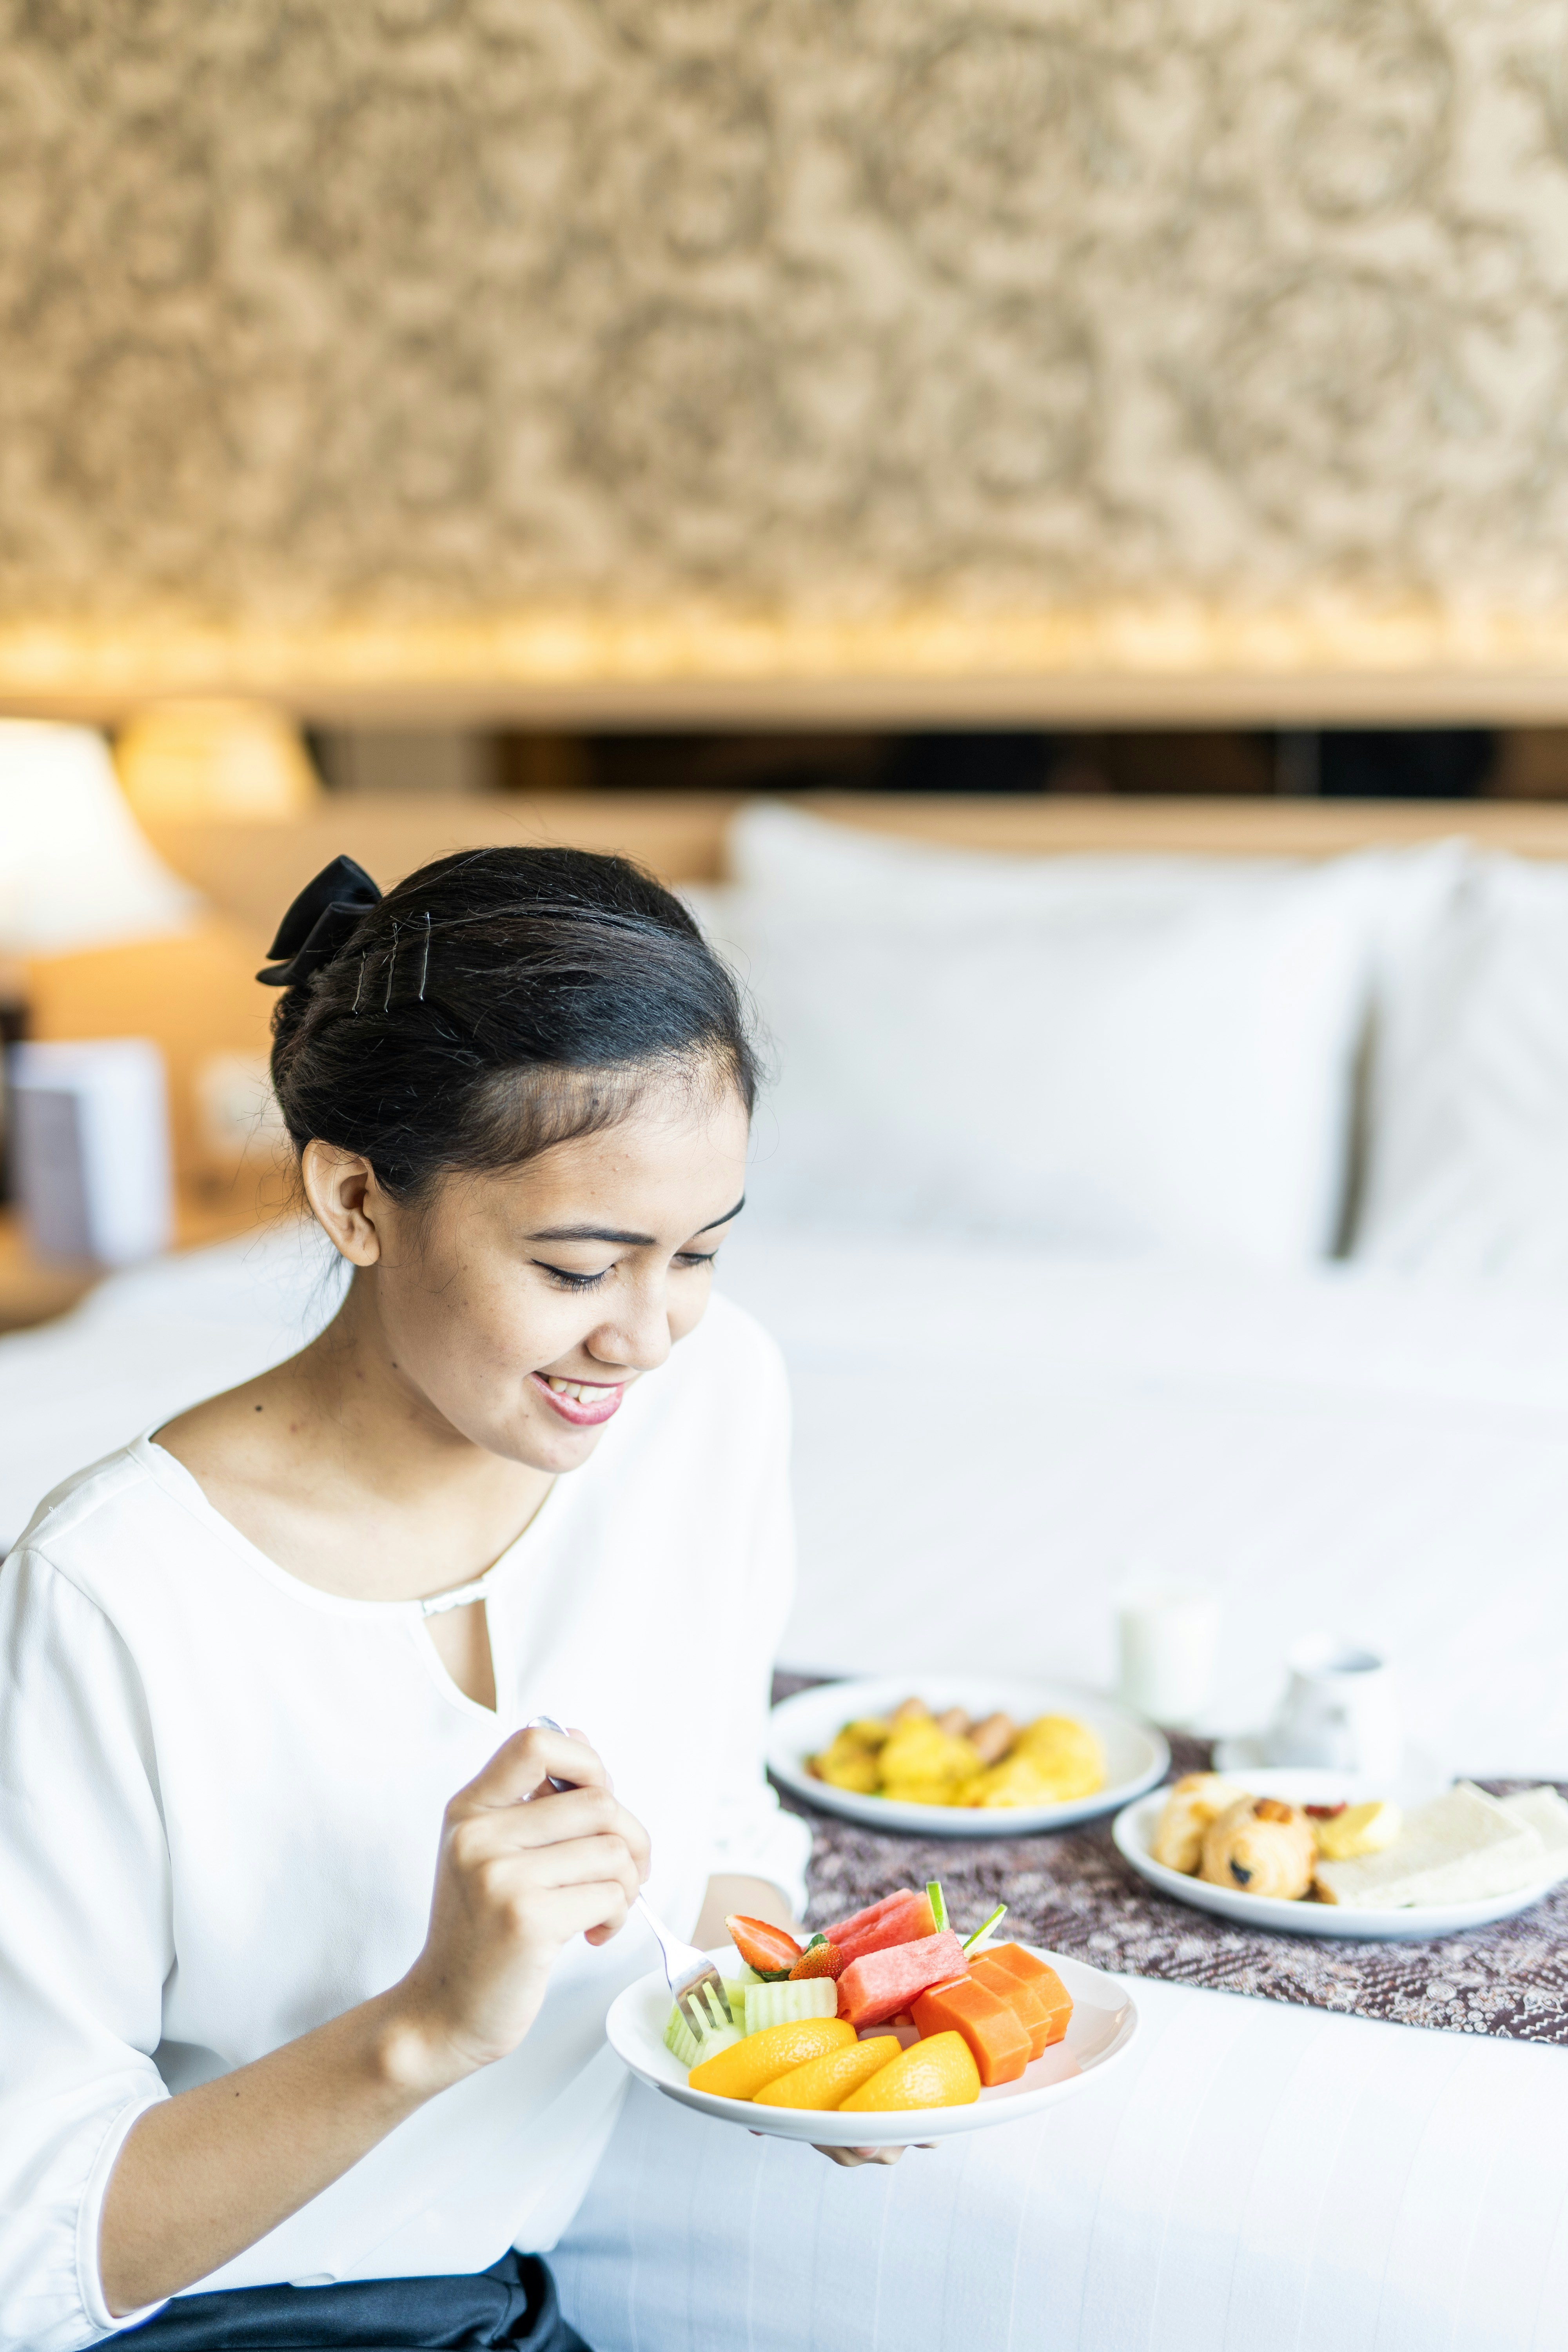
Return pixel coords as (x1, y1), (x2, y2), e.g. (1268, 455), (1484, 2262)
(115, 698), (322, 822)
(0, 719), (197, 955)
(0, 720), (194, 1257)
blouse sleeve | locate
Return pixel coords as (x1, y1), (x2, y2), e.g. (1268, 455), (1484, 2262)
(0, 1546), (174, 2350)
(703, 1337), (813, 1919)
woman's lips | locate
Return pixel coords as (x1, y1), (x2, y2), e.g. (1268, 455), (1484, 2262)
(529, 1371), (625, 1427)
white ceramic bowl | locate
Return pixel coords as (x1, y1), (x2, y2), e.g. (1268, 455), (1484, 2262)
(605, 1941), (1138, 2146)
(1114, 1767), (1568, 1940)
(768, 1675), (1169, 1838)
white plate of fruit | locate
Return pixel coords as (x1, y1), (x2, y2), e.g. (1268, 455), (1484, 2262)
(768, 1675), (1169, 1836)
(605, 1885), (1138, 2147)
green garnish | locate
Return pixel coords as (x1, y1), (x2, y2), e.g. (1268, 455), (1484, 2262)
(926, 1879), (948, 1934)
(962, 1903), (1007, 1953)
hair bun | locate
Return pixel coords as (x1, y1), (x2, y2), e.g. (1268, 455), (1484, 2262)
(257, 854), (381, 988)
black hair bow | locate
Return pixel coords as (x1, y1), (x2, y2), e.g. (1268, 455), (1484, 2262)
(256, 855), (382, 987)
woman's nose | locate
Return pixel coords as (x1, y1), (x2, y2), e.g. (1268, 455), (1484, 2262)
(586, 1284), (672, 1374)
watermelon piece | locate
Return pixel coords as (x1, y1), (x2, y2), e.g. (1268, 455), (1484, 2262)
(910, 1975), (1031, 2086)
(823, 1888), (920, 1946)
(837, 1930), (969, 2030)
(834, 1889), (938, 1968)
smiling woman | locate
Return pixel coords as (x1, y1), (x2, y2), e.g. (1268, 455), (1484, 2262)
(0, 848), (811, 2352)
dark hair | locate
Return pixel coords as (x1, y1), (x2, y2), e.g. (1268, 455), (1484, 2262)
(268, 846), (757, 1201)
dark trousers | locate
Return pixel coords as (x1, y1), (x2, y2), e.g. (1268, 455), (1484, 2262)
(113, 2251), (590, 2351)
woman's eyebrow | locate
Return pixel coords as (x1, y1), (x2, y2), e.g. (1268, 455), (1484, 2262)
(528, 1196), (746, 1246)
(529, 1225), (655, 1245)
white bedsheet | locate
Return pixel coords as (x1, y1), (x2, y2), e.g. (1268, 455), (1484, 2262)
(719, 1230), (1568, 1782)
(3, 1223), (1566, 2350)
(555, 1982), (1568, 2352)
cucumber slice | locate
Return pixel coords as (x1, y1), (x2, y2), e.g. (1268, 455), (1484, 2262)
(926, 1879), (949, 1935)
(722, 1970), (760, 2019)
(961, 1902), (1007, 1953)
(664, 1978), (744, 2067)
(663, 2004), (703, 2066)
(744, 1977), (840, 2035)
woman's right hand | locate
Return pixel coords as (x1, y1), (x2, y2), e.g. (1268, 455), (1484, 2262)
(390, 1723), (650, 2091)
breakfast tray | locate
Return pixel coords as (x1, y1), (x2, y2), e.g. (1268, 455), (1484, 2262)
(773, 1677), (1568, 2047)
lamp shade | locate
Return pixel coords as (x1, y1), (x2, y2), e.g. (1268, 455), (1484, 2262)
(0, 721), (197, 956)
(115, 699), (321, 822)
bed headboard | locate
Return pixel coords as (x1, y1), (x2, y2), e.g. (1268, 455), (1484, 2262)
(16, 786), (1568, 1225)
(142, 789), (1568, 930)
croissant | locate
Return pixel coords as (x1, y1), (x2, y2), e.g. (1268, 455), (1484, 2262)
(1151, 1773), (1247, 1874)
(1200, 1796), (1318, 1900)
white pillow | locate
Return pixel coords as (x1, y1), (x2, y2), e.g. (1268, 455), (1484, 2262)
(715, 862), (1379, 1265)
(1353, 854), (1568, 1279)
(728, 798), (1299, 919)
(0, 722), (197, 954)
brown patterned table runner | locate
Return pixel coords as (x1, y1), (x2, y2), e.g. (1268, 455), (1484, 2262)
(771, 1675), (1568, 2046)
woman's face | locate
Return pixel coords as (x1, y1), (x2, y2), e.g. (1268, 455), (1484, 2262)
(312, 1077), (750, 1472)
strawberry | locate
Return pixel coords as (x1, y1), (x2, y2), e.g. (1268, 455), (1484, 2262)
(789, 1937), (845, 1982)
(726, 1914), (804, 1975)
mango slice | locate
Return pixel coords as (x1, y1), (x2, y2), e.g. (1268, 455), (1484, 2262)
(838, 2028), (981, 2112)
(751, 2036), (902, 2110)
(688, 2017), (855, 2101)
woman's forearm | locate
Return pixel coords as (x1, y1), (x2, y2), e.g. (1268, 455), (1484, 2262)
(100, 1725), (648, 2320)
(99, 1989), (456, 2318)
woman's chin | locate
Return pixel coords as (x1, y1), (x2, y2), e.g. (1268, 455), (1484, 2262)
(476, 1409), (608, 1474)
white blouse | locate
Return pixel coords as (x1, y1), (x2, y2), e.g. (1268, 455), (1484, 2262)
(0, 1292), (809, 2352)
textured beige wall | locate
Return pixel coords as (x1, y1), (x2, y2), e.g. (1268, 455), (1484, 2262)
(5, 0), (1568, 705)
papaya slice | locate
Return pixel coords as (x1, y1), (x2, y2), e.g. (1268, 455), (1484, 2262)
(688, 2017), (854, 2101)
(751, 2036), (902, 2110)
(969, 1945), (1072, 2057)
(909, 1975), (1031, 2086)
(838, 2029), (981, 2112)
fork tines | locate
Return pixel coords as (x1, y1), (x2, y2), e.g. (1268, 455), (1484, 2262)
(677, 1971), (735, 2036)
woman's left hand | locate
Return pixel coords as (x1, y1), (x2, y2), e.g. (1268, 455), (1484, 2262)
(748, 2131), (935, 2165)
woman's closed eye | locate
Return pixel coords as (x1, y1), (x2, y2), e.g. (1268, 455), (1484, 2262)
(537, 1264), (608, 1291)
(535, 1250), (717, 1292)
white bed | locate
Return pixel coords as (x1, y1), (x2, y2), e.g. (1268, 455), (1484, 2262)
(2, 1221), (1566, 2352)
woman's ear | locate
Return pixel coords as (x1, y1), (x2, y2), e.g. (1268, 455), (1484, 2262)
(301, 1142), (384, 1266)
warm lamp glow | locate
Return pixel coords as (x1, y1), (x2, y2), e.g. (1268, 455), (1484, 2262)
(115, 698), (322, 824)
(0, 721), (196, 956)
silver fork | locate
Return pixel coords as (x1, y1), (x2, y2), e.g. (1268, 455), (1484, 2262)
(524, 1716), (735, 2034)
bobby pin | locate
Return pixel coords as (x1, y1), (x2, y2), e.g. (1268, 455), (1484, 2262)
(383, 921), (400, 1011)
(417, 909), (431, 1001)
(352, 952), (367, 1014)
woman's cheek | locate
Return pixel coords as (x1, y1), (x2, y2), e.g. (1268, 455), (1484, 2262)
(666, 1269), (713, 1345)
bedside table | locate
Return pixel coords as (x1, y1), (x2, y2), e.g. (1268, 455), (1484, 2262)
(0, 1176), (293, 1334)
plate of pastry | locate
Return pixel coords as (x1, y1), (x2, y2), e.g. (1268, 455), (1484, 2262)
(1114, 1767), (1568, 1939)
(768, 1677), (1169, 1837)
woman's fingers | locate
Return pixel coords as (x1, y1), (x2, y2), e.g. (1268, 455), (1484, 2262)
(457, 1724), (608, 1811)
(506, 1831), (645, 1898)
(452, 1788), (650, 1879)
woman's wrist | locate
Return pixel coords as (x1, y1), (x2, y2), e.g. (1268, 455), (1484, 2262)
(373, 1957), (552, 2100)
(368, 1985), (489, 2103)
